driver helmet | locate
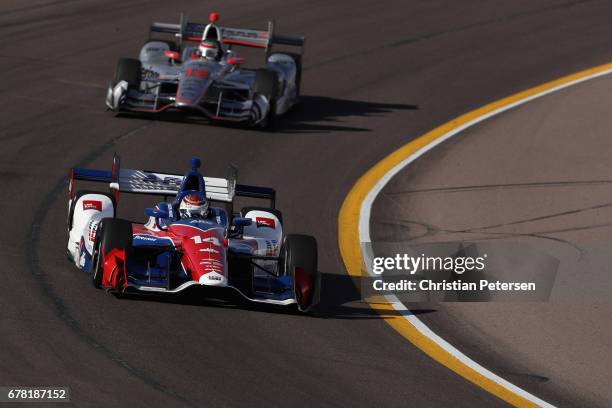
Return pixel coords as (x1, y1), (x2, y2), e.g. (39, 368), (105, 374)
(199, 40), (221, 61)
(179, 193), (209, 219)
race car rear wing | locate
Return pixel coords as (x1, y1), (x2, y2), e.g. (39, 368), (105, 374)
(150, 13), (304, 57)
(68, 155), (276, 208)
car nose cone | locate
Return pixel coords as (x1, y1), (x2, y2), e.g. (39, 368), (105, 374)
(199, 272), (227, 286)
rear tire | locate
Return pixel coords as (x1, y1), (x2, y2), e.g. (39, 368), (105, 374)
(153, 40), (178, 51)
(282, 234), (318, 311)
(67, 190), (116, 232)
(282, 52), (302, 97)
(114, 58), (141, 88)
(90, 218), (132, 288)
(240, 206), (283, 225)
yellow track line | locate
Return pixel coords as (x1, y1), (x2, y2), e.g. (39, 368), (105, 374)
(338, 62), (612, 407)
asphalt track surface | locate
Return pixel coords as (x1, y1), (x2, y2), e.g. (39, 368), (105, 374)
(370, 74), (612, 407)
(2, 1), (612, 407)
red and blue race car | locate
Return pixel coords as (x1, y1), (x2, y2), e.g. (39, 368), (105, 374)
(66, 156), (319, 312)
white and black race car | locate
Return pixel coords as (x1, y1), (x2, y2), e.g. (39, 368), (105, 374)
(105, 12), (304, 128)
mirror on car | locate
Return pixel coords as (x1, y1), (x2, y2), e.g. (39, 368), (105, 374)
(226, 57), (245, 66)
(164, 50), (180, 62)
(232, 217), (252, 227)
(145, 207), (170, 219)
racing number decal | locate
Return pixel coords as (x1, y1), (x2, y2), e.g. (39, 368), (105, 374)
(190, 235), (221, 246)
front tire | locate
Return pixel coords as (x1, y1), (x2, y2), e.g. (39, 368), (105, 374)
(253, 70), (279, 129)
(282, 234), (318, 311)
(90, 218), (132, 289)
(114, 58), (141, 88)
